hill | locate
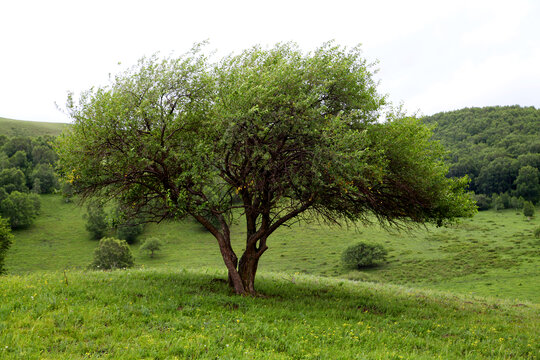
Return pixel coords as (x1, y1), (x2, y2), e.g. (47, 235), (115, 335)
(0, 268), (538, 359)
(423, 106), (540, 199)
(6, 195), (540, 303)
(0, 116), (68, 137)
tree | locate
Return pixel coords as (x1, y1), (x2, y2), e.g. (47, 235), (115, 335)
(0, 216), (13, 275)
(0, 191), (40, 229)
(31, 163), (58, 194)
(85, 200), (109, 240)
(0, 168), (27, 193)
(140, 237), (163, 258)
(56, 43), (476, 295)
(90, 237), (134, 270)
(514, 165), (540, 204)
(523, 201), (535, 218)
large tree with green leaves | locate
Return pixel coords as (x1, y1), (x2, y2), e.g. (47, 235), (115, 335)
(56, 43), (475, 295)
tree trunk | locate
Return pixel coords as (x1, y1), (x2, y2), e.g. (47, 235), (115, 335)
(238, 252), (260, 295)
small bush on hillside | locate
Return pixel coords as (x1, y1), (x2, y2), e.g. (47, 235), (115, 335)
(90, 237), (134, 270)
(116, 221), (144, 244)
(140, 237), (163, 258)
(0, 216), (13, 275)
(523, 201), (535, 218)
(342, 242), (388, 269)
(534, 227), (540, 239)
(85, 201), (109, 239)
(474, 194), (491, 211)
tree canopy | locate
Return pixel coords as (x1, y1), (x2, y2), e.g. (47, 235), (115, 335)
(423, 106), (540, 204)
(56, 43), (475, 295)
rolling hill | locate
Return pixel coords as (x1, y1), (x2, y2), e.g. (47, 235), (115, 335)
(0, 116), (68, 137)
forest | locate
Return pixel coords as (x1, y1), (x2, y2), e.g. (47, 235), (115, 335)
(424, 105), (540, 210)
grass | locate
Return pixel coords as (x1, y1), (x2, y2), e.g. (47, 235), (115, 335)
(0, 268), (538, 359)
(6, 195), (540, 303)
(0, 116), (67, 137)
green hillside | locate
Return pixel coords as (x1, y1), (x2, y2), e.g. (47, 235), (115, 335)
(423, 106), (540, 200)
(0, 116), (68, 137)
(6, 195), (540, 303)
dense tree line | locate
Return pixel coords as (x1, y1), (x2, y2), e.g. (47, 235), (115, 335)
(424, 106), (540, 208)
(0, 135), (59, 228)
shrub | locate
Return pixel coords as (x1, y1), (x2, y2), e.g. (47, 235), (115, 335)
(85, 201), (109, 239)
(90, 237), (134, 270)
(523, 201), (535, 218)
(534, 227), (540, 239)
(116, 221), (144, 244)
(140, 237), (163, 258)
(474, 194), (491, 211)
(0, 191), (40, 229)
(0, 216), (13, 275)
(342, 242), (388, 269)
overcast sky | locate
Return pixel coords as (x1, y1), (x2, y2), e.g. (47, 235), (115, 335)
(1, 0), (539, 123)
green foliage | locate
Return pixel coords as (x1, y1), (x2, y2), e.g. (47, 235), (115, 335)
(533, 227), (540, 238)
(514, 165), (540, 203)
(0, 216), (12, 274)
(139, 237), (163, 258)
(90, 237), (134, 270)
(0, 168), (27, 193)
(424, 106), (540, 198)
(342, 242), (388, 268)
(116, 222), (144, 244)
(523, 201), (535, 218)
(474, 193), (491, 211)
(31, 163), (58, 194)
(0, 191), (40, 229)
(8, 150), (29, 170)
(60, 179), (74, 202)
(55, 42), (475, 294)
(84, 201), (109, 240)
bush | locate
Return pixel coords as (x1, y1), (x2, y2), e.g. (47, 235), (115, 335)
(0, 216), (13, 275)
(0, 191), (40, 229)
(116, 222), (144, 244)
(85, 201), (109, 240)
(474, 194), (491, 211)
(342, 242), (388, 269)
(140, 237), (163, 258)
(523, 201), (535, 218)
(90, 237), (134, 270)
(534, 227), (540, 239)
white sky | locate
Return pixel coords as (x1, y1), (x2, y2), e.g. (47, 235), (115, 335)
(1, 0), (539, 123)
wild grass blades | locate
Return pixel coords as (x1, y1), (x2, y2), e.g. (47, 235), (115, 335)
(0, 268), (538, 359)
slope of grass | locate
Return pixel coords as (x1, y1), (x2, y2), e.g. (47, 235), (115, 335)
(0, 116), (67, 137)
(0, 268), (538, 359)
(5, 195), (540, 302)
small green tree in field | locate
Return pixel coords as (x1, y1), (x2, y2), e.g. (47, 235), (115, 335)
(85, 201), (108, 240)
(342, 242), (388, 269)
(523, 201), (535, 218)
(140, 237), (163, 258)
(0, 216), (13, 275)
(90, 237), (134, 270)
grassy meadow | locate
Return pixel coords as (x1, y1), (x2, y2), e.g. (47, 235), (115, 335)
(1, 268), (538, 359)
(2, 194), (539, 358)
(5, 194), (540, 302)
(0, 117), (67, 137)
